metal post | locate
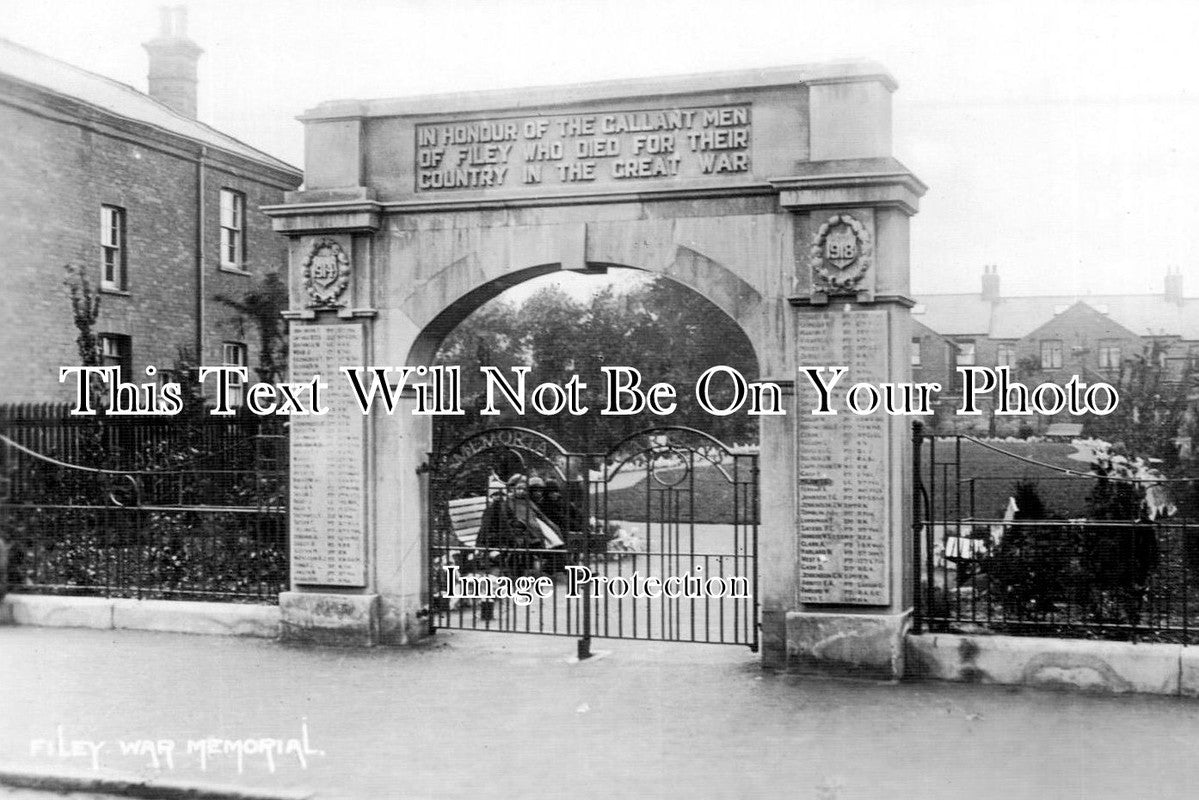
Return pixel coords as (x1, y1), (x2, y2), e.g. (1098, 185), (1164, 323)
(423, 451), (437, 637)
(578, 519), (593, 660)
(1183, 509), (1190, 645)
(926, 430), (937, 630)
(911, 421), (924, 634)
(751, 455), (760, 652)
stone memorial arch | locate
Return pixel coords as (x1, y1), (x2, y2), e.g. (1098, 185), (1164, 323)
(264, 62), (926, 678)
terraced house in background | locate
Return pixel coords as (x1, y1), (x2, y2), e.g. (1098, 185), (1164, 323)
(0, 7), (302, 403)
(914, 266), (1199, 432)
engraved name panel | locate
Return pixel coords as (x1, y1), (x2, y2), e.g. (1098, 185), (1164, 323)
(414, 105), (751, 192)
(289, 324), (366, 587)
(796, 308), (891, 605)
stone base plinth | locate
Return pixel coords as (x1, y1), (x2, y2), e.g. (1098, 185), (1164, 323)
(280, 591), (379, 646)
(785, 609), (910, 680)
(378, 594), (432, 646)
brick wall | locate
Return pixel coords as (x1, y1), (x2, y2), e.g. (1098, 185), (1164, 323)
(201, 162), (295, 382)
(1015, 303), (1143, 382)
(0, 92), (298, 404)
(910, 320), (956, 390)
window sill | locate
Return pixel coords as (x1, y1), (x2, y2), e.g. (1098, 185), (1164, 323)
(99, 287), (130, 297)
(219, 265), (252, 276)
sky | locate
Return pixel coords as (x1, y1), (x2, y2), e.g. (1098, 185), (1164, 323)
(4, 0), (1199, 300)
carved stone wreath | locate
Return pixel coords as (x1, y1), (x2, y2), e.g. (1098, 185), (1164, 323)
(808, 213), (873, 293)
(301, 238), (352, 308)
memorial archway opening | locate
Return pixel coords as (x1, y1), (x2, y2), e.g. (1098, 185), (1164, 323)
(419, 268), (762, 654)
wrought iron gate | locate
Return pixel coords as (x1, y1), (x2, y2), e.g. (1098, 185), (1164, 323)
(425, 426), (758, 654)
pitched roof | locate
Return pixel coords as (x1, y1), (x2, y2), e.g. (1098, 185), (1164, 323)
(0, 37), (299, 178)
(911, 294), (994, 337)
(911, 318), (959, 348)
(1021, 300), (1141, 341)
(914, 292), (1199, 341)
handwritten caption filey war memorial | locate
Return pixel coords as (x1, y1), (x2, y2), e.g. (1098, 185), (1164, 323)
(415, 105), (751, 191)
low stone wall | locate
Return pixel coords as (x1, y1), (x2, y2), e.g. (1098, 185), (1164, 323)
(5, 595), (1199, 699)
(0, 595), (279, 639)
(908, 632), (1199, 697)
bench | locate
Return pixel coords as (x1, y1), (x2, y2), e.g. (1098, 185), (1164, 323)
(448, 495), (489, 549)
(447, 494), (607, 555)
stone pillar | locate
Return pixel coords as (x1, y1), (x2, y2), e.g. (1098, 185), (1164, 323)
(758, 381), (796, 668)
(271, 188), (386, 646)
(769, 75), (926, 678)
(371, 396), (432, 645)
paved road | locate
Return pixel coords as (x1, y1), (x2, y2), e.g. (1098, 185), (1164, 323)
(3, 626), (1199, 799)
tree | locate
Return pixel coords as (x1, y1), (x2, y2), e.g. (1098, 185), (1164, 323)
(1086, 340), (1197, 474)
(1077, 450), (1161, 627)
(62, 264), (108, 467)
(430, 274), (760, 452)
(982, 480), (1070, 618)
(214, 272), (289, 383)
(433, 298), (525, 451)
(63, 263), (102, 392)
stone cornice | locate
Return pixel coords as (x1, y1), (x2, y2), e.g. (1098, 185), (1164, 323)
(301, 61), (897, 121)
(789, 293), (917, 308)
(772, 169), (927, 216)
(263, 167), (927, 226)
(263, 183), (782, 226)
(262, 200), (383, 234)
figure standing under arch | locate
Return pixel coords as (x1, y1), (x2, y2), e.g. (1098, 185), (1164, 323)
(477, 474), (565, 578)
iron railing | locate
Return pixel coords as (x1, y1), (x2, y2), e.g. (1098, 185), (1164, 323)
(0, 426), (288, 603)
(0, 403), (285, 471)
(913, 424), (1199, 643)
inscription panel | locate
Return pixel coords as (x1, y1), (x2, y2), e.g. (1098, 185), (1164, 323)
(414, 105), (751, 192)
(289, 324), (366, 587)
(796, 308), (891, 605)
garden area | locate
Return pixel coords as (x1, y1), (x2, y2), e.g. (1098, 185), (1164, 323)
(917, 435), (1199, 644)
(602, 457), (757, 525)
(1, 405), (288, 603)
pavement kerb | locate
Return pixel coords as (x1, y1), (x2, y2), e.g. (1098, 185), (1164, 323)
(0, 764), (312, 800)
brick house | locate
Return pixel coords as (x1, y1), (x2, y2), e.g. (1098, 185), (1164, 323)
(1014, 302), (1145, 383)
(914, 266), (1199, 432)
(908, 319), (960, 431)
(0, 9), (302, 404)
(910, 319), (958, 389)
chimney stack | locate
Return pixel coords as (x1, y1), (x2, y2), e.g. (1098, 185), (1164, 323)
(1165, 267), (1184, 306)
(981, 264), (1000, 303)
(143, 6), (203, 119)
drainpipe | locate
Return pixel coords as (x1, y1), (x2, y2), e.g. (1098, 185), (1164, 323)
(195, 146), (206, 366)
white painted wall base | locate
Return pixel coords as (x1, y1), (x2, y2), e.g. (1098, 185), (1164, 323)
(908, 632), (1199, 697)
(0, 595), (279, 639)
